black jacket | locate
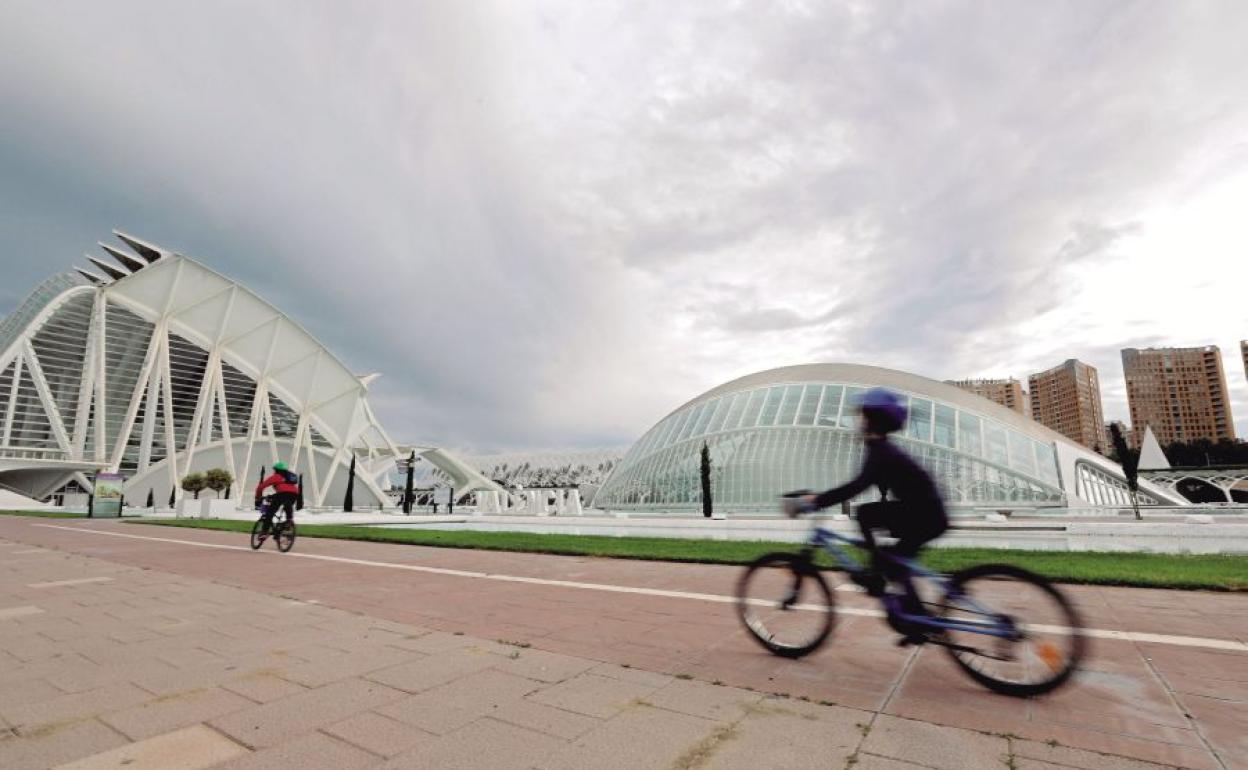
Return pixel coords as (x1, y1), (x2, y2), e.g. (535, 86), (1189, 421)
(814, 437), (946, 520)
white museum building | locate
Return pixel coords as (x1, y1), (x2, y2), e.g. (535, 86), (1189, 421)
(0, 232), (499, 508)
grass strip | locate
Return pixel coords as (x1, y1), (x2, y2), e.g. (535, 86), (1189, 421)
(125, 518), (1248, 592)
(0, 509), (90, 518)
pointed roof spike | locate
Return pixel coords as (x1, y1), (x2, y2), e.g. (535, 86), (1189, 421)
(112, 230), (163, 263)
(76, 268), (108, 285)
(87, 255), (129, 281)
(1138, 425), (1171, 470)
(99, 243), (146, 272)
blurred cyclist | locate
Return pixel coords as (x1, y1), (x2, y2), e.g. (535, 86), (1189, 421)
(255, 461), (299, 526)
(795, 388), (948, 637)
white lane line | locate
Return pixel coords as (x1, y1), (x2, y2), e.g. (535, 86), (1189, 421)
(0, 605), (44, 620)
(31, 524), (1248, 654)
(28, 576), (114, 589)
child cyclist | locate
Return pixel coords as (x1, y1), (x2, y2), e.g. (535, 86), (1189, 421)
(790, 387), (949, 640)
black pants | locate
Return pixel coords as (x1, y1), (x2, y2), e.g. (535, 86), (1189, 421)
(267, 491), (297, 522)
(856, 501), (947, 617)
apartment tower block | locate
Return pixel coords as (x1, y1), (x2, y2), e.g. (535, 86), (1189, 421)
(1027, 360), (1106, 451)
(1121, 346), (1236, 446)
(945, 378), (1028, 415)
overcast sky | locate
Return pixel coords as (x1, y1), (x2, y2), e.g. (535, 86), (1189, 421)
(2, 1), (1247, 452)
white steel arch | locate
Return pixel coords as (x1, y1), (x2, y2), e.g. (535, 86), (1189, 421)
(0, 231), (502, 507)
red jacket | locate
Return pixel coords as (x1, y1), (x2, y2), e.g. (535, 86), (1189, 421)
(256, 472), (299, 498)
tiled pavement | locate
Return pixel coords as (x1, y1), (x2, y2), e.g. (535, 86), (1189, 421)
(0, 517), (1245, 769)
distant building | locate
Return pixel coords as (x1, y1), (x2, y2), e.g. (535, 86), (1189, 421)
(1121, 346), (1236, 446)
(945, 378), (1028, 415)
(1027, 360), (1106, 451)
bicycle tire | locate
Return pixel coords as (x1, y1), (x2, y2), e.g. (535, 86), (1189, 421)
(736, 552), (835, 659)
(939, 564), (1085, 696)
(275, 520), (296, 553)
(250, 518), (268, 550)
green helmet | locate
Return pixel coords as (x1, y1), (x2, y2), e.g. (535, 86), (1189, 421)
(273, 461), (289, 472)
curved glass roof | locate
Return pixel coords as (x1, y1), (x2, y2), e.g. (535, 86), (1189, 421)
(0, 272), (89, 361)
(596, 367), (1068, 511)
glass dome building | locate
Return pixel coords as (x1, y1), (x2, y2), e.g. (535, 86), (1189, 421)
(594, 364), (1182, 513)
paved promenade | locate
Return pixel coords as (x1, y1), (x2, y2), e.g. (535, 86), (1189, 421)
(1, 516), (1246, 769)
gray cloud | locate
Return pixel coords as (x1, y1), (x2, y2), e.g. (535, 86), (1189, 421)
(2, 1), (1247, 450)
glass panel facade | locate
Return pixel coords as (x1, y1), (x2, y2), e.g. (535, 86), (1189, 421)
(957, 412), (982, 457)
(758, 387), (784, 427)
(739, 389), (766, 429)
(775, 385), (803, 427)
(795, 384), (821, 426)
(0, 274), (89, 359)
(932, 403), (956, 448)
(104, 303), (155, 471)
(674, 402), (705, 443)
(816, 385), (843, 427)
(722, 392), (748, 432)
(705, 395), (732, 434)
(907, 397), (933, 442)
(1034, 441), (1060, 487)
(839, 387), (865, 428)
(28, 293), (94, 441)
(690, 399), (716, 438)
(1007, 430), (1036, 476)
(984, 422), (1008, 466)
(597, 378), (1069, 512)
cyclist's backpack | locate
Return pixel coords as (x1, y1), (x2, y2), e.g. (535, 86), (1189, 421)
(279, 469), (298, 485)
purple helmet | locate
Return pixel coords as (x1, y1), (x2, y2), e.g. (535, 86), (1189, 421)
(858, 387), (907, 433)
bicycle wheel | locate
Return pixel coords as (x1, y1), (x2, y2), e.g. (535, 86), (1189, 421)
(939, 564), (1085, 696)
(250, 518), (269, 550)
(274, 520), (296, 553)
(736, 552), (835, 658)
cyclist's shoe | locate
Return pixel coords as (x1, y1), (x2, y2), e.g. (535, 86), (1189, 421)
(896, 630), (930, 647)
(850, 570), (886, 597)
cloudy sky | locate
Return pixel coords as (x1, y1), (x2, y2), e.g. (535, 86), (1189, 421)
(2, 1), (1247, 452)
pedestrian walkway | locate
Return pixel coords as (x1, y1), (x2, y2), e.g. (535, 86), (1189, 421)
(1, 516), (1245, 769)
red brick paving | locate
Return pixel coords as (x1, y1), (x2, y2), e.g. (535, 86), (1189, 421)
(3, 516), (1246, 769)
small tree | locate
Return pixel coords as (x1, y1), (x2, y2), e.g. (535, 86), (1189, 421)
(700, 442), (713, 518)
(180, 472), (207, 500)
(1109, 423), (1141, 521)
(343, 455), (356, 512)
(204, 468), (234, 499)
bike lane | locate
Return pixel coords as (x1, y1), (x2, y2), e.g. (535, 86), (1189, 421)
(2, 516), (1244, 769)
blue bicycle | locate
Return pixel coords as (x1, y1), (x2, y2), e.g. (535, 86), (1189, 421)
(736, 494), (1085, 696)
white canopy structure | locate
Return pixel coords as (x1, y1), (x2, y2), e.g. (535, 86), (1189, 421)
(0, 231), (502, 507)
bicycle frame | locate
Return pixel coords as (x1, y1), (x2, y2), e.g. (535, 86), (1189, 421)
(807, 524), (1019, 641)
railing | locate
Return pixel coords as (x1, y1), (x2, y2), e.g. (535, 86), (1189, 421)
(0, 446), (74, 462)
